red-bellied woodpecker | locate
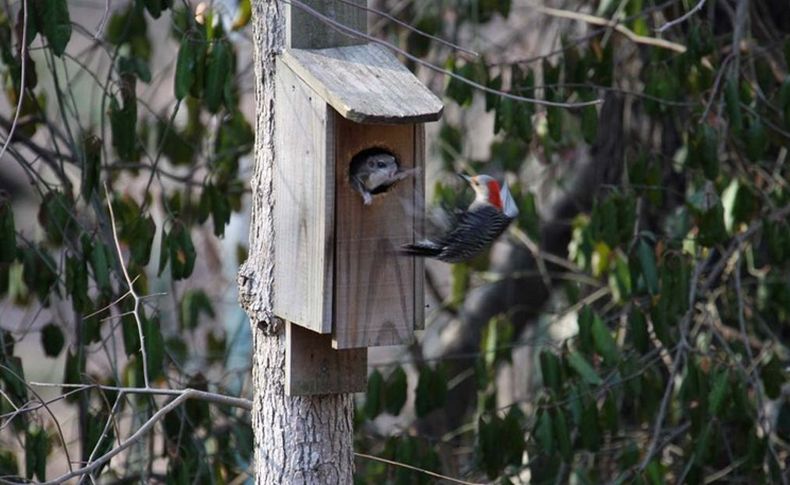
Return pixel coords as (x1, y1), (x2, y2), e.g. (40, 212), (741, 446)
(349, 148), (419, 205)
(401, 174), (519, 263)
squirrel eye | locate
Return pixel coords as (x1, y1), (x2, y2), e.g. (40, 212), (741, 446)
(377, 162), (386, 168)
(368, 161), (375, 168)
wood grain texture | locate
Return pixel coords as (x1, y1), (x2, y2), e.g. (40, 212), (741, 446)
(285, 0), (366, 50)
(272, 61), (334, 334)
(286, 322), (367, 395)
(282, 43), (444, 124)
(332, 115), (423, 349)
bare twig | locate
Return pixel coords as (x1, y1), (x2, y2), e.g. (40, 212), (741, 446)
(655, 0), (707, 33)
(354, 452), (483, 485)
(94, 0), (111, 39)
(104, 184), (150, 388)
(0, 364), (74, 474)
(334, 0), (478, 57)
(526, 3), (687, 53)
(286, 0), (602, 108)
(0, 0), (28, 162)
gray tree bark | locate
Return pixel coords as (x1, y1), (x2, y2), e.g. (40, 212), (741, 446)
(238, 2), (355, 482)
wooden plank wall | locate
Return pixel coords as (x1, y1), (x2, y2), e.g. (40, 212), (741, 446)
(285, 322), (367, 395)
(273, 62), (334, 334)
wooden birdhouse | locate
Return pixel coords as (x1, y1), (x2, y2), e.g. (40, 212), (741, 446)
(272, 43), (443, 395)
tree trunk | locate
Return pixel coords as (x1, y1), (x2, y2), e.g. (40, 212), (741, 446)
(238, 2), (355, 482)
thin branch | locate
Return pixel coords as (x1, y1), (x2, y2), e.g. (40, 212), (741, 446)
(29, 382), (252, 410)
(0, 364), (74, 474)
(527, 3), (687, 53)
(0, 0), (28, 162)
(286, 0), (602, 108)
(104, 184), (150, 388)
(655, 0), (707, 33)
(333, 0), (479, 57)
(354, 452), (483, 485)
(42, 392), (188, 485)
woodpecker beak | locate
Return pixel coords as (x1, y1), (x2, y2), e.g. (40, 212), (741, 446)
(457, 173), (473, 184)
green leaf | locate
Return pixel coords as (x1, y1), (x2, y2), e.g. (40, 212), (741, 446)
(761, 354), (785, 400)
(109, 89), (138, 161)
(40, 323), (64, 357)
(41, 0), (71, 56)
(81, 135), (102, 200)
(591, 314), (620, 364)
(724, 78), (743, 135)
(119, 299), (140, 358)
(2, 356), (27, 404)
(383, 366), (407, 415)
(63, 347), (84, 398)
(123, 215), (153, 267)
(628, 309), (649, 354)
(708, 368), (730, 417)
(478, 414), (504, 478)
(0, 448), (18, 476)
(580, 399), (601, 450)
(180, 289), (215, 330)
(568, 351), (602, 385)
(580, 90), (598, 143)
(38, 191), (73, 246)
(169, 222), (196, 280)
(696, 124), (719, 180)
(204, 39), (232, 112)
(415, 364), (448, 418)
(535, 410), (554, 455)
(21, 246), (58, 304)
(65, 256), (89, 314)
(577, 306), (594, 355)
(143, 316), (164, 381)
(174, 34), (197, 100)
(364, 369), (384, 419)
(87, 241), (111, 295)
(540, 350), (562, 393)
(637, 239), (658, 294)
(25, 424), (48, 480)
(745, 117), (767, 162)
(0, 199), (16, 263)
(553, 410), (572, 461)
(445, 58), (475, 106)
(502, 407), (526, 467)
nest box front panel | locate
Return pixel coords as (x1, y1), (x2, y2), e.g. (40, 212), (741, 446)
(333, 115), (425, 349)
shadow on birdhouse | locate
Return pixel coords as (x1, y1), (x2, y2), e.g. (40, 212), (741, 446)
(272, 43), (443, 395)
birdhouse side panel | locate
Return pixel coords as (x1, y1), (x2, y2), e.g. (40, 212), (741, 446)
(273, 62), (335, 334)
(333, 116), (424, 348)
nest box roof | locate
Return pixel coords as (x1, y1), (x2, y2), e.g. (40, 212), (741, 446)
(281, 43), (444, 124)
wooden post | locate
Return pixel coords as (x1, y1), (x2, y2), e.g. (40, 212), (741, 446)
(238, 1), (365, 482)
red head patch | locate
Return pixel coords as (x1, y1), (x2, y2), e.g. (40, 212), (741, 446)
(486, 179), (502, 209)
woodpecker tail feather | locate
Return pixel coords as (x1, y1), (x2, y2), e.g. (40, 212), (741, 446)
(400, 240), (443, 258)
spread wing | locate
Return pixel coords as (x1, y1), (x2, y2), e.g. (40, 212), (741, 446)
(435, 205), (512, 262)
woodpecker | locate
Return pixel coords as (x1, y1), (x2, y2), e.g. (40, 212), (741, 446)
(401, 174), (519, 263)
(349, 148), (418, 205)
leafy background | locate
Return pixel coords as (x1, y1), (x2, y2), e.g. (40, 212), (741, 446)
(0, 0), (789, 483)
